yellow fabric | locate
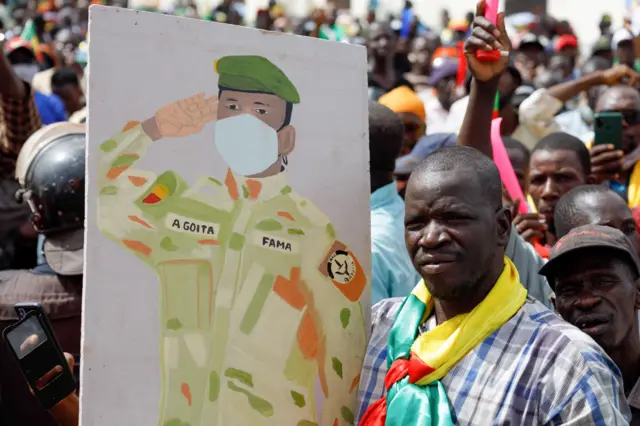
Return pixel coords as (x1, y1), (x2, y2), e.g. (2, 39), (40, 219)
(526, 194), (537, 213)
(628, 162), (640, 208)
(411, 258), (527, 386)
(378, 86), (426, 123)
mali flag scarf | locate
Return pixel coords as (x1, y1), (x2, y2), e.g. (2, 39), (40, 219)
(359, 258), (527, 426)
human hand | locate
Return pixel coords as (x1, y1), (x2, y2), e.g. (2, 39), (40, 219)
(590, 143), (624, 183)
(601, 64), (640, 86)
(153, 93), (218, 138)
(464, 0), (512, 83)
(21, 334), (79, 426)
(513, 212), (548, 243)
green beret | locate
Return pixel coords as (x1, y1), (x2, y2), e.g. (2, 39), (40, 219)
(214, 55), (300, 104)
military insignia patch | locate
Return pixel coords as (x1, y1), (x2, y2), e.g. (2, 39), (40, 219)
(327, 250), (356, 284)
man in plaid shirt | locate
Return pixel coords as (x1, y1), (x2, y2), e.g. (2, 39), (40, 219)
(356, 5), (631, 425)
(0, 38), (42, 269)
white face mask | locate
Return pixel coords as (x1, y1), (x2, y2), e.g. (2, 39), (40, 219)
(13, 64), (39, 83)
(214, 114), (280, 177)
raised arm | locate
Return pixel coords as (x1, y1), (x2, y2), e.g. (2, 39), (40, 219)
(458, 0), (512, 159)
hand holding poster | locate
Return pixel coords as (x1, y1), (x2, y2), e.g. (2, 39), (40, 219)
(83, 7), (371, 425)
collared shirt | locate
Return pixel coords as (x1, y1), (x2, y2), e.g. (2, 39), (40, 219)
(0, 85), (41, 179)
(356, 296), (631, 425)
(370, 182), (420, 304)
(630, 378), (640, 425)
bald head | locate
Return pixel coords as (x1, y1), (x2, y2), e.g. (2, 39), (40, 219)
(596, 85), (640, 112)
(410, 146), (503, 209)
(554, 185), (637, 245)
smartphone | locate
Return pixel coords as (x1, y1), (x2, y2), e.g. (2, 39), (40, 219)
(3, 310), (76, 409)
(14, 302), (80, 381)
(594, 112), (623, 150)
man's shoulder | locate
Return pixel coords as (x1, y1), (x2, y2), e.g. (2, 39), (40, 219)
(517, 299), (616, 370)
(371, 298), (404, 330)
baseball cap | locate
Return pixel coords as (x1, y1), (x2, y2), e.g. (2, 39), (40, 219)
(611, 28), (635, 49)
(44, 228), (84, 275)
(516, 33), (544, 51)
(395, 133), (457, 175)
(555, 34), (578, 52)
(428, 58), (459, 86)
(539, 224), (640, 287)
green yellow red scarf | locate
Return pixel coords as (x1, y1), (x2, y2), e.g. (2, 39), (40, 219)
(359, 258), (527, 426)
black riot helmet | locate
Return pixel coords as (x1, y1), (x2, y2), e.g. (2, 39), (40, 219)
(16, 128), (85, 234)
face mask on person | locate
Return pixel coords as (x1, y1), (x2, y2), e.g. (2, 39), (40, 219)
(214, 114), (279, 176)
(12, 63), (40, 83)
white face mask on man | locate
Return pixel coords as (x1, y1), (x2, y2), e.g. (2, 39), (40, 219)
(13, 63), (40, 83)
(214, 114), (280, 177)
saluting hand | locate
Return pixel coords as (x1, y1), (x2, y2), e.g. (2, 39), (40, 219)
(464, 0), (512, 83)
(154, 92), (218, 138)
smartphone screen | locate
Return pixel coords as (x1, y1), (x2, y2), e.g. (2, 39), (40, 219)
(6, 316), (48, 359)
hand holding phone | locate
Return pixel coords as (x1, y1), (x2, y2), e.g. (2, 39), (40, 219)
(3, 310), (76, 410)
(591, 112), (625, 183)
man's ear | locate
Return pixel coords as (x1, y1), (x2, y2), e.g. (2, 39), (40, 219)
(635, 279), (640, 310)
(497, 206), (512, 248)
(278, 125), (296, 156)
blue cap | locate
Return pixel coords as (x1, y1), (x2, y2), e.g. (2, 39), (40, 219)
(395, 133), (457, 175)
(428, 59), (459, 86)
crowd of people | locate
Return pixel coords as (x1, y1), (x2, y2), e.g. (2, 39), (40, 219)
(0, 0), (638, 424)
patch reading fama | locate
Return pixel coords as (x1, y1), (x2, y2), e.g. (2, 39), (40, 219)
(165, 213), (220, 236)
(253, 232), (299, 254)
(327, 250), (355, 284)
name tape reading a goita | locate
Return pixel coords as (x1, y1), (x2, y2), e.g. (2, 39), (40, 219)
(165, 213), (221, 236)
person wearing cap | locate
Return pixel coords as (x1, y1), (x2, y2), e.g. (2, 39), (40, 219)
(96, 55), (366, 426)
(420, 57), (462, 135)
(368, 100), (420, 304)
(554, 34), (579, 71)
(0, 122), (84, 426)
(539, 224), (640, 423)
(513, 32), (545, 84)
(612, 27), (640, 71)
(378, 85), (426, 155)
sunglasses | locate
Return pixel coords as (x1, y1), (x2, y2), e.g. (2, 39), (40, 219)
(600, 109), (640, 125)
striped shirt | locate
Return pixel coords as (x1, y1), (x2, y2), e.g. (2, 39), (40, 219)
(356, 296), (631, 425)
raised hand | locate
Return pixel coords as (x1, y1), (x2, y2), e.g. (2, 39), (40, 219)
(590, 143), (624, 183)
(464, 0), (512, 83)
(155, 92), (218, 138)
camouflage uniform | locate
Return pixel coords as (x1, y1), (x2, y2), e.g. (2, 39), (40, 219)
(96, 55), (368, 426)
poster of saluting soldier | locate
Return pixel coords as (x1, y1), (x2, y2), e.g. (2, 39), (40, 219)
(83, 6), (371, 426)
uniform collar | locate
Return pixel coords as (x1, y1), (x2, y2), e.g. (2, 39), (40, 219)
(223, 169), (291, 202)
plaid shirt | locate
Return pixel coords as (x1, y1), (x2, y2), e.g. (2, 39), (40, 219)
(356, 296), (632, 425)
(0, 86), (41, 179)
